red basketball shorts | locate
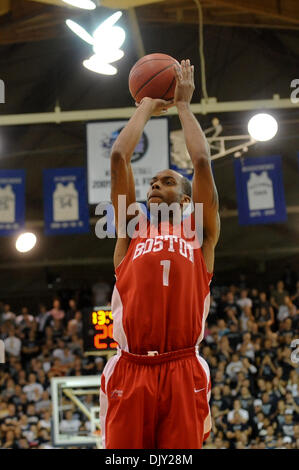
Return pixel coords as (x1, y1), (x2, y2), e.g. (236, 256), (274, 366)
(99, 346), (212, 449)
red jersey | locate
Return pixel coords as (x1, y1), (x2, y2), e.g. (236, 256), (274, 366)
(111, 211), (212, 354)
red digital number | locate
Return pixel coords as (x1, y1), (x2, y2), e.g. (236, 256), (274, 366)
(94, 325), (108, 349)
(92, 312), (117, 350)
(108, 324), (117, 349)
(108, 324), (113, 338)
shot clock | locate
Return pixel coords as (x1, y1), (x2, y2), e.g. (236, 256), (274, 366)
(83, 306), (118, 354)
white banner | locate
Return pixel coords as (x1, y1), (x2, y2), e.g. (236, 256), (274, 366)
(87, 118), (169, 204)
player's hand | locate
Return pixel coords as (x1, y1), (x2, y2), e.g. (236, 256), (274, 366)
(135, 97), (174, 116)
(173, 59), (195, 105)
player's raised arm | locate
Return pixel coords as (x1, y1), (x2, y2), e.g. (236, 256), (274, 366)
(110, 97), (173, 268)
(174, 60), (220, 272)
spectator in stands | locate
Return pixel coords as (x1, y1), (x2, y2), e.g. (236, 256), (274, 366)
(38, 410), (51, 431)
(2, 429), (17, 449)
(4, 328), (21, 358)
(256, 307), (274, 335)
(59, 411), (81, 434)
(67, 311), (83, 336)
(16, 307), (34, 328)
(239, 305), (254, 332)
(217, 319), (230, 337)
(226, 353), (243, 381)
(47, 299), (65, 322)
(223, 292), (241, 319)
(36, 304), (51, 335)
(278, 296), (297, 323)
(271, 280), (289, 306)
(258, 354), (276, 381)
(1, 304), (16, 323)
(237, 289), (253, 310)
(21, 329), (40, 365)
(47, 357), (68, 378)
(35, 391), (51, 413)
(23, 373), (43, 402)
(227, 399), (249, 423)
(64, 299), (77, 326)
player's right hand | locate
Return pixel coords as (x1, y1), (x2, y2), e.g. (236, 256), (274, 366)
(135, 97), (174, 116)
(173, 59), (195, 105)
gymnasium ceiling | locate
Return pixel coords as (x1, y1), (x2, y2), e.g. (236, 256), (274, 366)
(0, 0), (298, 297)
(0, 0), (299, 44)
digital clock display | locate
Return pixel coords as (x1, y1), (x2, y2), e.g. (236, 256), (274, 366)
(83, 306), (118, 353)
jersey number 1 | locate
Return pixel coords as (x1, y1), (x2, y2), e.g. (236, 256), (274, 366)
(160, 260), (171, 286)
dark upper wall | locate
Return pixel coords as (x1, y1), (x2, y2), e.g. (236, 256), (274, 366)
(0, 21), (298, 290)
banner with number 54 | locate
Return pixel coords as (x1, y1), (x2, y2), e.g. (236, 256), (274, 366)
(43, 167), (90, 235)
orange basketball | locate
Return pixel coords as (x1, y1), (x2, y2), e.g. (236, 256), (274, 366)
(129, 53), (179, 103)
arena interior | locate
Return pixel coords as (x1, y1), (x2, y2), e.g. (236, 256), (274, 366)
(0, 0), (298, 450)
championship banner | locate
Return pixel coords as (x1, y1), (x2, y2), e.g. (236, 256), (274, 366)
(234, 155), (287, 225)
(43, 168), (89, 235)
(87, 118), (169, 204)
(0, 170), (25, 236)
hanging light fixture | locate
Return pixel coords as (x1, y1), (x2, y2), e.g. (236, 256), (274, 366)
(66, 11), (126, 75)
(62, 0), (96, 10)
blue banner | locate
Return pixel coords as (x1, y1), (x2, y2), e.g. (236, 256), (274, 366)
(234, 156), (287, 225)
(170, 163), (193, 181)
(170, 161), (215, 181)
(43, 168), (89, 235)
(0, 170), (25, 236)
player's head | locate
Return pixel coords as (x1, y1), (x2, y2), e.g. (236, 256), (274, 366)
(146, 169), (191, 209)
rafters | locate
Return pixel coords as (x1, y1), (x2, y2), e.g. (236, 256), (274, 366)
(205, 0), (299, 25)
(0, 0), (298, 44)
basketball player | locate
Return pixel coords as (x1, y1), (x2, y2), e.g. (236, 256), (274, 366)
(100, 59), (220, 449)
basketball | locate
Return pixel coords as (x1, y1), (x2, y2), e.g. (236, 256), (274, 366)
(129, 53), (179, 103)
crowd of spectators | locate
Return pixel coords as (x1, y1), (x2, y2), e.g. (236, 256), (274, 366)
(0, 274), (298, 449)
(203, 276), (299, 449)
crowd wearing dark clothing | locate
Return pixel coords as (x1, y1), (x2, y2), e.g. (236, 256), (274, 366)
(202, 278), (299, 449)
(0, 276), (298, 449)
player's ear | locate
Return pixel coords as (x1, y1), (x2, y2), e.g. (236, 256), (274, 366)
(180, 194), (191, 205)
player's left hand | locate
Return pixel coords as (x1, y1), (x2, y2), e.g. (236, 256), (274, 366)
(135, 97), (174, 116)
(173, 59), (195, 105)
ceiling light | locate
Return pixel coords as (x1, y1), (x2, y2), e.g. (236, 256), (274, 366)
(16, 232), (37, 253)
(66, 19), (94, 45)
(66, 12), (125, 75)
(62, 0), (96, 10)
(92, 46), (124, 63)
(93, 26), (125, 53)
(248, 113), (278, 142)
(83, 57), (117, 75)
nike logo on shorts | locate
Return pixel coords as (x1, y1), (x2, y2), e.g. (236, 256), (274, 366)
(194, 387), (206, 393)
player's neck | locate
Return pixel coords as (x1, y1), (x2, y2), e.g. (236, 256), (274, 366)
(149, 212), (183, 227)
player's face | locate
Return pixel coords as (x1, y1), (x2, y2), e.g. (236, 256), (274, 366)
(146, 169), (183, 208)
